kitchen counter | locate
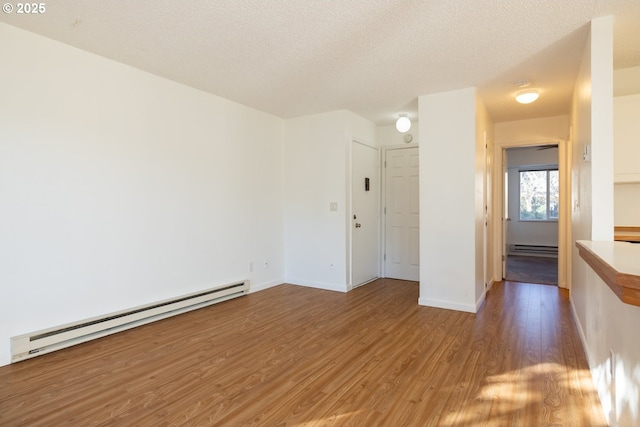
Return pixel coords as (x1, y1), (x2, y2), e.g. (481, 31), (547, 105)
(576, 240), (640, 306)
(614, 226), (640, 242)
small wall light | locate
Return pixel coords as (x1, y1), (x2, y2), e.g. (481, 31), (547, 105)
(515, 89), (539, 104)
(396, 114), (411, 133)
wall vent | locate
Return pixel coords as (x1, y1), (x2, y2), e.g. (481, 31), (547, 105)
(11, 280), (249, 362)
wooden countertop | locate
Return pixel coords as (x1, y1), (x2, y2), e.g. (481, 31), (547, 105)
(614, 226), (640, 242)
(576, 240), (640, 306)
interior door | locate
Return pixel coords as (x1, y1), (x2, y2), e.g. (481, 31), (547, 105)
(351, 141), (379, 287)
(384, 147), (419, 281)
(502, 148), (509, 279)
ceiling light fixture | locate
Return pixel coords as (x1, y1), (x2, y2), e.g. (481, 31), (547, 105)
(515, 89), (540, 104)
(396, 114), (411, 133)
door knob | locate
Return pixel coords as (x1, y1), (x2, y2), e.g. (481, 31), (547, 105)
(355, 223), (361, 228)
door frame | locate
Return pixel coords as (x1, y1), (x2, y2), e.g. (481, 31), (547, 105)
(493, 138), (570, 289)
(349, 139), (381, 290)
(381, 142), (420, 279)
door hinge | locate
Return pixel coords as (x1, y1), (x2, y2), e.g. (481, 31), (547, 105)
(502, 255), (505, 261)
(384, 207), (386, 214)
(384, 253), (386, 260)
(384, 160), (387, 168)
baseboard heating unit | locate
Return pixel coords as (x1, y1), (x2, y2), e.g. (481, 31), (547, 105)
(509, 244), (558, 257)
(11, 280), (249, 363)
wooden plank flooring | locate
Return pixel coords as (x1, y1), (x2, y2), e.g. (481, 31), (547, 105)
(0, 279), (607, 426)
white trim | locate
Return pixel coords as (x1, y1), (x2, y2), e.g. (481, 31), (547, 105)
(475, 291), (486, 311)
(569, 298), (592, 367)
(349, 139), (381, 288)
(418, 297), (476, 313)
(493, 138), (569, 289)
(286, 279), (348, 293)
(247, 280), (283, 294)
(352, 277), (377, 289)
(569, 297), (609, 424)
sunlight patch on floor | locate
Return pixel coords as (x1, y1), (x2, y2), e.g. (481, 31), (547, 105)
(440, 362), (602, 427)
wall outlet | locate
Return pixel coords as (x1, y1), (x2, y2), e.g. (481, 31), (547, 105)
(249, 262), (254, 272)
(264, 259), (270, 269)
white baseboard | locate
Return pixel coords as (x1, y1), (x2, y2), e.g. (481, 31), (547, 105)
(248, 280), (282, 294)
(418, 297), (476, 313)
(569, 298), (592, 366)
(569, 297), (611, 425)
(285, 279), (348, 293)
(475, 291), (486, 311)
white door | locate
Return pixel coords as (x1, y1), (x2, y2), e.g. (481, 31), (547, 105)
(351, 141), (379, 287)
(384, 147), (419, 281)
(502, 148), (509, 279)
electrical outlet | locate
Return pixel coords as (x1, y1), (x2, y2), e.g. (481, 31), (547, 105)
(249, 262), (254, 272)
(264, 259), (270, 269)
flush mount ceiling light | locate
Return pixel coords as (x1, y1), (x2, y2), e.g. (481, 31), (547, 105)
(515, 89), (540, 104)
(395, 114), (411, 133)
(514, 80), (540, 104)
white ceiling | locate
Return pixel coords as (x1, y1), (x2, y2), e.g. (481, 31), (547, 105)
(1, 0), (639, 125)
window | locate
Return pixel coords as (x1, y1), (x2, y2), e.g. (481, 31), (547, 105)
(519, 169), (558, 221)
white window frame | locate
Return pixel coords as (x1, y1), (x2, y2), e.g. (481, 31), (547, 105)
(518, 168), (559, 222)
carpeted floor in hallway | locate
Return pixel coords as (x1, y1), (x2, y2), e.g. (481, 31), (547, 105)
(505, 255), (558, 285)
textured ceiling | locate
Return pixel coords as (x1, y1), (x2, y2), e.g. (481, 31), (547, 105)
(1, 0), (639, 125)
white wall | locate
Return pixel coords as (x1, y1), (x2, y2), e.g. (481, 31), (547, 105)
(613, 94), (640, 183)
(378, 123), (420, 146)
(613, 93), (640, 225)
(495, 115), (569, 144)
(475, 95), (494, 302)
(283, 110), (376, 291)
(506, 147), (559, 249)
(570, 17), (640, 427)
(418, 88), (478, 313)
(614, 184), (640, 226)
(614, 66), (640, 96)
(0, 23), (285, 366)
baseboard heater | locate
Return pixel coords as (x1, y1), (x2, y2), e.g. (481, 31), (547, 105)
(509, 244), (558, 257)
(11, 280), (249, 363)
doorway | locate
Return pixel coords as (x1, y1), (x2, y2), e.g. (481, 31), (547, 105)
(498, 142), (568, 288)
(351, 141), (380, 288)
(383, 146), (419, 281)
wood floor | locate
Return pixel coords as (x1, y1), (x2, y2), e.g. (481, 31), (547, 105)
(0, 279), (607, 426)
